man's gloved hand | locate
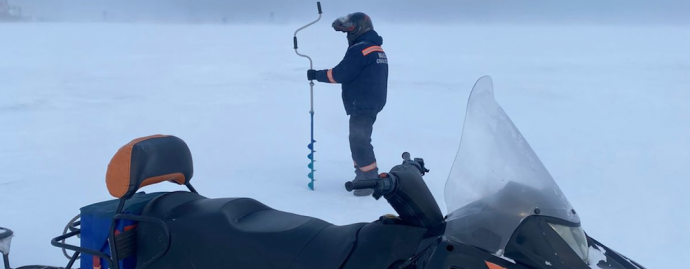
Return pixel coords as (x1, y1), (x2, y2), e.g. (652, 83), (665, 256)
(307, 69), (317, 81)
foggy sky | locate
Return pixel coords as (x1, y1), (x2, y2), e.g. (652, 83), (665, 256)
(12, 0), (690, 24)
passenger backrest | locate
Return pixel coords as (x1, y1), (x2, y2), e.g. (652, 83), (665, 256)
(105, 135), (194, 199)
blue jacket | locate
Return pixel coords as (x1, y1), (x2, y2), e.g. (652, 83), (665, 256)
(314, 30), (388, 116)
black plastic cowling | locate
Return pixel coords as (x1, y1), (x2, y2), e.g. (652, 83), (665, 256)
(382, 157), (443, 229)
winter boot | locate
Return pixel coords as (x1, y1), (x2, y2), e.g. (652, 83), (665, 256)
(352, 165), (378, 196)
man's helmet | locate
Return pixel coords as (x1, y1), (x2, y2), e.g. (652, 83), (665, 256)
(332, 12), (374, 45)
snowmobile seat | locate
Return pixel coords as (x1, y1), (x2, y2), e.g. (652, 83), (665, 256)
(101, 134), (366, 268)
(136, 191), (367, 269)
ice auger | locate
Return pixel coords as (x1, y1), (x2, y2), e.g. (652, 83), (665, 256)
(293, 2), (322, 190)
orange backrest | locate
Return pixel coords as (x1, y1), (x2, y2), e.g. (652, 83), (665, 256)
(106, 135), (194, 198)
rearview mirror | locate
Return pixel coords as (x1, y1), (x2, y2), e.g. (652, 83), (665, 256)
(1, 227), (13, 269)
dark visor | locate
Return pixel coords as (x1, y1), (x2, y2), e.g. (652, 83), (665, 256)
(332, 14), (355, 32)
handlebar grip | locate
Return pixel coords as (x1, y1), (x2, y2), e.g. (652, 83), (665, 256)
(345, 179), (378, 192)
(317, 2), (322, 14)
(293, 36), (298, 49)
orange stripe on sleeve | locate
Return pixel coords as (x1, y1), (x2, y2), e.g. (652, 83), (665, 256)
(362, 45), (384, 56)
(327, 69), (336, 83)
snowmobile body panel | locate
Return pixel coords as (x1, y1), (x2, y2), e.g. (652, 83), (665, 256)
(586, 237), (647, 269)
(421, 237), (530, 269)
(341, 221), (428, 269)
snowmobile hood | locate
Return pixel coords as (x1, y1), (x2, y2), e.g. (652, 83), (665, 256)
(443, 76), (580, 255)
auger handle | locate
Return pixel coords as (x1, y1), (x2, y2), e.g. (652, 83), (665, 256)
(293, 1), (322, 50)
(293, 2), (322, 68)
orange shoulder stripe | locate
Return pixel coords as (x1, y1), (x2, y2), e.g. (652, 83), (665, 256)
(362, 45), (384, 56)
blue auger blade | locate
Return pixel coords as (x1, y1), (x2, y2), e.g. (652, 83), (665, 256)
(308, 141), (315, 190)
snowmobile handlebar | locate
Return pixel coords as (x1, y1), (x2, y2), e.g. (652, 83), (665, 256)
(344, 152), (427, 196)
(345, 152), (443, 228)
(345, 179), (379, 191)
(345, 174), (397, 199)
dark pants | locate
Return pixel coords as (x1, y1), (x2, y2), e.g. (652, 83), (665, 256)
(349, 113), (377, 171)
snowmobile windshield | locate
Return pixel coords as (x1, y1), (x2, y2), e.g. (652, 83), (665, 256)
(548, 222), (589, 262)
(443, 76), (580, 254)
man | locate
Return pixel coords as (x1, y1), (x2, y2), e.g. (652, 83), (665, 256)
(307, 12), (388, 196)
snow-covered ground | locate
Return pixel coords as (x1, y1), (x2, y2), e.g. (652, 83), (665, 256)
(1, 22), (688, 268)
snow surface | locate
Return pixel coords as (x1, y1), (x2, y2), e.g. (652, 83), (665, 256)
(1, 22), (689, 268)
(588, 244), (608, 268)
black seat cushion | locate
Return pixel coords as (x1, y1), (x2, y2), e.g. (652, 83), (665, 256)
(136, 192), (365, 269)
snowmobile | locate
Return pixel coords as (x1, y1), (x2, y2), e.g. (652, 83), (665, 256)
(1, 76), (646, 269)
